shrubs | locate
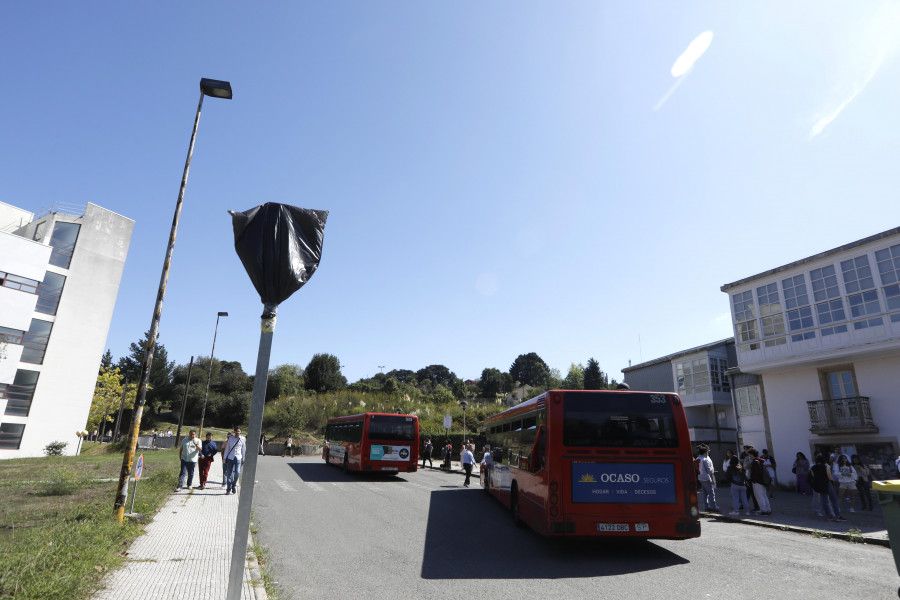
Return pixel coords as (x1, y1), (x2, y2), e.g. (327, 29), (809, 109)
(43, 441), (68, 456)
(41, 466), (81, 496)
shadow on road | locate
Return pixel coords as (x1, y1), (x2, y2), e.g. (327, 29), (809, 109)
(287, 462), (411, 484)
(421, 487), (690, 579)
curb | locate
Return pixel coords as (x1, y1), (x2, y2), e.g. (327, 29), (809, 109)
(245, 547), (268, 600)
(700, 511), (891, 547)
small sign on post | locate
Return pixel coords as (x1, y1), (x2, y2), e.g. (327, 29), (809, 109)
(128, 454), (144, 517)
(443, 414), (452, 429)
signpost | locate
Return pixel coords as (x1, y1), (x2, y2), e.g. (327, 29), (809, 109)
(129, 454), (144, 514)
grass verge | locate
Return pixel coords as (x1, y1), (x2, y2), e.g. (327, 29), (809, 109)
(0, 445), (180, 599)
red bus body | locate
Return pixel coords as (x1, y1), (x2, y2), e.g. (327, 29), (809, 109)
(323, 412), (419, 474)
(481, 390), (700, 539)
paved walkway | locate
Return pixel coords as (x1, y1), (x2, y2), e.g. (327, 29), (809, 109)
(93, 474), (265, 600)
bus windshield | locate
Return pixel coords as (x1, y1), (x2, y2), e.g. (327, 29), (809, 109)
(563, 392), (679, 448)
(367, 415), (417, 441)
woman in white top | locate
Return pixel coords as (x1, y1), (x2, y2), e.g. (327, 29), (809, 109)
(833, 454), (858, 513)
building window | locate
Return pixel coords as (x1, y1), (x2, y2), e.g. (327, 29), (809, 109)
(0, 325), (25, 345)
(35, 271), (66, 316)
(787, 306), (814, 331)
(816, 298), (846, 325)
(710, 357), (730, 392)
(736, 386), (762, 415)
(3, 369), (39, 417)
(0, 423), (26, 450)
(822, 324), (849, 336)
(764, 337), (787, 348)
(0, 271), (39, 294)
(48, 222), (81, 269)
(782, 275), (810, 309)
(756, 283), (782, 315)
(826, 370), (856, 399)
(841, 255), (875, 293)
(760, 314), (786, 336)
(853, 317), (884, 330)
(675, 358), (711, 395)
(21, 319), (52, 364)
(848, 289), (881, 318)
(736, 320), (759, 344)
(732, 290), (755, 321)
(810, 265), (840, 302)
(875, 243), (900, 285)
(792, 331), (816, 342)
(885, 284), (900, 311)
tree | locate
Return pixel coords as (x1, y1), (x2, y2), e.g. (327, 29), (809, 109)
(479, 368), (512, 397)
(562, 363), (585, 390)
(116, 330), (174, 413)
(509, 352), (551, 387)
(304, 353), (347, 393)
(416, 365), (458, 389)
(266, 364), (305, 402)
(87, 367), (135, 437)
(583, 357), (609, 390)
(270, 396), (308, 437)
(100, 349), (113, 369)
(385, 369), (417, 384)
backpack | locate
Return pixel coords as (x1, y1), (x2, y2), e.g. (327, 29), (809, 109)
(760, 461), (772, 487)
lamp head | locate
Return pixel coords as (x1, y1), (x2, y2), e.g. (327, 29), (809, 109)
(200, 78), (233, 99)
(218, 311), (229, 317)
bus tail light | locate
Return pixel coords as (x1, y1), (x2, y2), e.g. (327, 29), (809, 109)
(550, 506), (559, 517)
(550, 481), (559, 493)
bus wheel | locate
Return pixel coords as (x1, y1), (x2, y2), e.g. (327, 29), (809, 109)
(510, 483), (523, 527)
(343, 455), (349, 474)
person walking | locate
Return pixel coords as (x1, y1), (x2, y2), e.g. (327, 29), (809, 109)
(221, 432), (232, 488)
(223, 427), (246, 495)
(793, 452), (812, 495)
(442, 440), (452, 471)
(851, 454), (874, 511)
(259, 432), (267, 456)
(422, 438), (433, 469)
(461, 443), (476, 487)
(725, 456), (750, 516)
(177, 430), (202, 491)
(748, 448), (772, 515)
(696, 444), (720, 512)
(282, 435), (293, 457)
(197, 432), (217, 490)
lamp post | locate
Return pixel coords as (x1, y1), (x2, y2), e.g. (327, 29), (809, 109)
(113, 78), (233, 523)
(199, 311), (228, 436)
(460, 400), (468, 438)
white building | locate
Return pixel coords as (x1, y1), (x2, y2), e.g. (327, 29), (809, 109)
(722, 226), (900, 483)
(0, 201), (133, 458)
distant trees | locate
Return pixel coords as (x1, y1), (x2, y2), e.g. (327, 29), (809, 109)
(87, 367), (136, 437)
(305, 353), (347, 393)
(266, 364), (305, 402)
(116, 331), (174, 414)
(479, 368), (513, 398)
(509, 352), (551, 388)
(562, 363), (585, 390)
(583, 357), (610, 390)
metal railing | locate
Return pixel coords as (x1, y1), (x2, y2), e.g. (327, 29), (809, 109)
(807, 396), (877, 433)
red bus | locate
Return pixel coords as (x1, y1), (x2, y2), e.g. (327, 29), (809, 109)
(481, 390), (700, 539)
(323, 413), (419, 474)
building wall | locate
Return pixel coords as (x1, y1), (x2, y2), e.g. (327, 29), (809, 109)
(622, 361), (674, 392)
(1, 203), (133, 458)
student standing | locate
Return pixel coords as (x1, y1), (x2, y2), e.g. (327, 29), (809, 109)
(282, 436), (293, 457)
(461, 443), (476, 487)
(696, 444), (720, 512)
(422, 438), (433, 468)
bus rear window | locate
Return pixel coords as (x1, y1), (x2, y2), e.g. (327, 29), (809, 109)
(367, 415), (417, 441)
(563, 392), (679, 448)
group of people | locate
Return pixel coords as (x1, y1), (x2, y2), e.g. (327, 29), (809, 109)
(698, 443), (890, 522)
(176, 427), (247, 494)
(696, 444), (776, 516)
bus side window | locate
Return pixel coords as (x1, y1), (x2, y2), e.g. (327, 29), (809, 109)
(529, 425), (546, 473)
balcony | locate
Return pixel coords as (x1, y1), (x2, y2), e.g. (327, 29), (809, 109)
(807, 397), (878, 435)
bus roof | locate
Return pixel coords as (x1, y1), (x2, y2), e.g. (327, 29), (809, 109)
(486, 389), (680, 426)
(326, 412), (418, 423)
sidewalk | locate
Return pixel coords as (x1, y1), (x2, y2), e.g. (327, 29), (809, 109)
(700, 485), (890, 546)
(93, 475), (266, 600)
(430, 460), (891, 546)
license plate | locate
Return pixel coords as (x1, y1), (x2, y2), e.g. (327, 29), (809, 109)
(380, 467), (398, 471)
(597, 523), (630, 532)
(635, 522), (649, 532)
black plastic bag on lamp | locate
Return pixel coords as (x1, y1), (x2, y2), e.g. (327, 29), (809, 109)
(229, 203), (328, 317)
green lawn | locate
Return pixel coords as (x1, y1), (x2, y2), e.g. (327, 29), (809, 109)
(0, 444), (181, 599)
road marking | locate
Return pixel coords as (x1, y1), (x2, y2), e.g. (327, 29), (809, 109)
(275, 480), (296, 492)
(306, 482), (325, 492)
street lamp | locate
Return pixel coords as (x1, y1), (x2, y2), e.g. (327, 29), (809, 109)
(199, 311), (228, 436)
(113, 77), (233, 523)
(460, 400), (468, 438)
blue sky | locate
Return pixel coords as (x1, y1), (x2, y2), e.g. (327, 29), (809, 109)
(3, 3), (899, 384)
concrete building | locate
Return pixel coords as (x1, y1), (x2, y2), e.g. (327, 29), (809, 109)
(721, 226), (900, 484)
(0, 201), (133, 458)
(622, 339), (738, 461)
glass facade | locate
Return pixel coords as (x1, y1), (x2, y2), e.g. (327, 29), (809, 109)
(48, 222), (80, 269)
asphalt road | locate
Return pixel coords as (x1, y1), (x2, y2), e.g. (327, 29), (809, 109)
(252, 456), (899, 600)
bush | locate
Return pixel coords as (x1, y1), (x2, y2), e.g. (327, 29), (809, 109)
(44, 440), (68, 456)
(40, 466), (82, 496)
